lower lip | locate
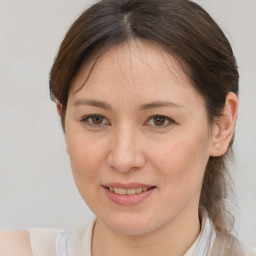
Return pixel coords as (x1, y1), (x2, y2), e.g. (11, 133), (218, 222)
(103, 187), (155, 206)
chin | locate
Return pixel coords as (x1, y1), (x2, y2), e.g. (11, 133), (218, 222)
(97, 211), (160, 235)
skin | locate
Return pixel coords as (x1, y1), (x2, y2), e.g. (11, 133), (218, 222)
(61, 39), (238, 256)
(0, 231), (32, 256)
(0, 39), (238, 255)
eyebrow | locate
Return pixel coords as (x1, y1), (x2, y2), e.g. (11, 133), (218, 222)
(139, 101), (184, 110)
(74, 99), (112, 110)
(73, 99), (184, 110)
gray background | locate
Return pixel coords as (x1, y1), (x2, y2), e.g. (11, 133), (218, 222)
(0, 0), (255, 247)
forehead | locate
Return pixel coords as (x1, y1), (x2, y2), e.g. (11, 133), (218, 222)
(69, 39), (204, 107)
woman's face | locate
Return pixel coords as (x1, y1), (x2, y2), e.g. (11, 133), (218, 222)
(64, 40), (215, 235)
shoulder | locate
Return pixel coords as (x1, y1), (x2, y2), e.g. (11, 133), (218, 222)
(0, 230), (32, 256)
(0, 227), (63, 256)
(241, 242), (256, 256)
(28, 227), (62, 256)
(212, 233), (256, 256)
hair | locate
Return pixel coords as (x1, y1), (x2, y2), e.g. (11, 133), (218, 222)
(49, 0), (239, 237)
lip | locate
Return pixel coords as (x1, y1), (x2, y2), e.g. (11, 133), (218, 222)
(102, 183), (156, 206)
(103, 182), (154, 189)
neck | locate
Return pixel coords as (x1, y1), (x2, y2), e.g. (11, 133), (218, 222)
(92, 206), (201, 256)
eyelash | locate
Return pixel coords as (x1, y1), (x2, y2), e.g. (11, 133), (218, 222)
(81, 114), (110, 128)
(81, 114), (174, 129)
(146, 115), (174, 129)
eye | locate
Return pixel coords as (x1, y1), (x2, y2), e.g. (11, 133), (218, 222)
(147, 115), (174, 128)
(81, 114), (109, 127)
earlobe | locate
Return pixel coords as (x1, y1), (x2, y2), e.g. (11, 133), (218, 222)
(56, 100), (62, 116)
(210, 92), (239, 157)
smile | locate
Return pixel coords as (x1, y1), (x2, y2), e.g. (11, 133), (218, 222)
(107, 187), (150, 195)
(103, 184), (156, 206)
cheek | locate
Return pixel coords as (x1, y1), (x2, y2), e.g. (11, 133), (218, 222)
(66, 134), (110, 209)
(65, 132), (107, 188)
(152, 128), (210, 194)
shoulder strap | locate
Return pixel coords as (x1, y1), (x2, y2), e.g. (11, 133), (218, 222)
(28, 228), (61, 256)
(73, 219), (95, 256)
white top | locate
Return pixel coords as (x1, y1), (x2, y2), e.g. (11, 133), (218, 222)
(28, 209), (256, 256)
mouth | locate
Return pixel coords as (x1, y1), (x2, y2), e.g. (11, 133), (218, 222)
(106, 186), (155, 195)
(102, 183), (156, 205)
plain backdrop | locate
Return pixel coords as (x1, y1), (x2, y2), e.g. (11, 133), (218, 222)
(0, 0), (255, 247)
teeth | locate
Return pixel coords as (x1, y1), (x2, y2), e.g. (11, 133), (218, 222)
(118, 188), (126, 195)
(127, 188), (136, 195)
(108, 187), (150, 195)
(136, 188), (143, 193)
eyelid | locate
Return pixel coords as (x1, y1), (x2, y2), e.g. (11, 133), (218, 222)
(145, 115), (174, 129)
(81, 114), (109, 127)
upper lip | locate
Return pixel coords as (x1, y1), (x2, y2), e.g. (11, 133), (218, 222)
(103, 183), (155, 189)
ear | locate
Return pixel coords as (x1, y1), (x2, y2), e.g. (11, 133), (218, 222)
(56, 100), (69, 154)
(56, 100), (62, 116)
(209, 92), (239, 157)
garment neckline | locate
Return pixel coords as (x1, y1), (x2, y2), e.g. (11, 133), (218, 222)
(86, 207), (215, 256)
(57, 207), (216, 256)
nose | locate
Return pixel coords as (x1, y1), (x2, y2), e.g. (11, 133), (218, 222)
(107, 126), (146, 173)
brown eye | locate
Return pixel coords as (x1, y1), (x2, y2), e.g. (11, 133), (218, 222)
(153, 116), (166, 126)
(91, 115), (104, 124)
(147, 115), (173, 129)
(82, 114), (108, 127)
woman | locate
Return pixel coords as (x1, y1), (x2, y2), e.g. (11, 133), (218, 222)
(1, 0), (255, 255)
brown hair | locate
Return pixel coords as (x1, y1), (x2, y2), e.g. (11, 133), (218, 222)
(50, 0), (239, 235)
